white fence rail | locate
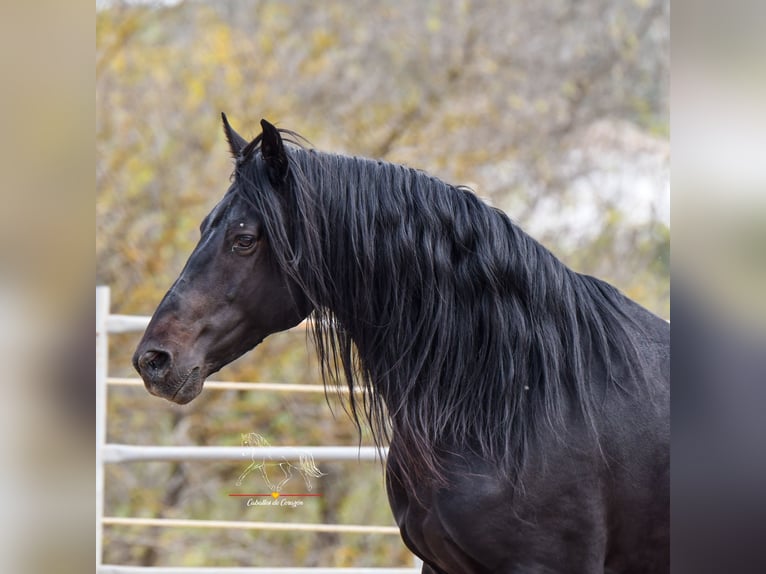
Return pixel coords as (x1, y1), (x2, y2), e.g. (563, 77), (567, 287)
(103, 445), (387, 464)
(96, 286), (419, 573)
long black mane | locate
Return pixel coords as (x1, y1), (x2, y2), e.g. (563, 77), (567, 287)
(235, 132), (648, 489)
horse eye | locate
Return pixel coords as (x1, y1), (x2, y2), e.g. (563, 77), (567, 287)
(232, 235), (256, 252)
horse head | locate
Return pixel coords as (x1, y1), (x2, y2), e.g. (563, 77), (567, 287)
(132, 116), (311, 404)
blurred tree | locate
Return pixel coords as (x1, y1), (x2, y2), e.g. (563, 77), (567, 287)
(97, 0), (668, 567)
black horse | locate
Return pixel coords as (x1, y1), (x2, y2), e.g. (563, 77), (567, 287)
(134, 115), (669, 573)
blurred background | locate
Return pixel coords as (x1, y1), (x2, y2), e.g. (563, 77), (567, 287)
(95, 0), (669, 569)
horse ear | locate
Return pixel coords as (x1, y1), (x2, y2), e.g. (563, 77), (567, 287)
(260, 118), (288, 182)
(221, 112), (248, 157)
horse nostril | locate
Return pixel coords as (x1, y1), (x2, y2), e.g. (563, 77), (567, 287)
(138, 349), (172, 378)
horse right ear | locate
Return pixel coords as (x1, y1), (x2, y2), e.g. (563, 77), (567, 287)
(259, 118), (289, 183)
(221, 113), (248, 158)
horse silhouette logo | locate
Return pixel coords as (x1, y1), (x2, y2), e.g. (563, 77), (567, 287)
(236, 432), (325, 494)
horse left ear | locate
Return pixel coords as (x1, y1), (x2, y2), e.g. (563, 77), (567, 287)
(221, 112), (248, 158)
(259, 118), (288, 183)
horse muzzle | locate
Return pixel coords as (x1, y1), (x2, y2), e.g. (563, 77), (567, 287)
(133, 348), (204, 405)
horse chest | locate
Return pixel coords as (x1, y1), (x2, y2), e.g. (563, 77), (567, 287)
(384, 440), (618, 573)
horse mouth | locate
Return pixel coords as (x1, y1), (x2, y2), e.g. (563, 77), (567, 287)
(169, 367), (203, 405)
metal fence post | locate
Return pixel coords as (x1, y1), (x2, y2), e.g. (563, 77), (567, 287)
(96, 286), (111, 568)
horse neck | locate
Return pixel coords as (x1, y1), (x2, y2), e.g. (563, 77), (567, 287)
(287, 150), (649, 489)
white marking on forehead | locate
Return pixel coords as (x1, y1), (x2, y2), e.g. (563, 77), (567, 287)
(239, 222), (244, 227)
